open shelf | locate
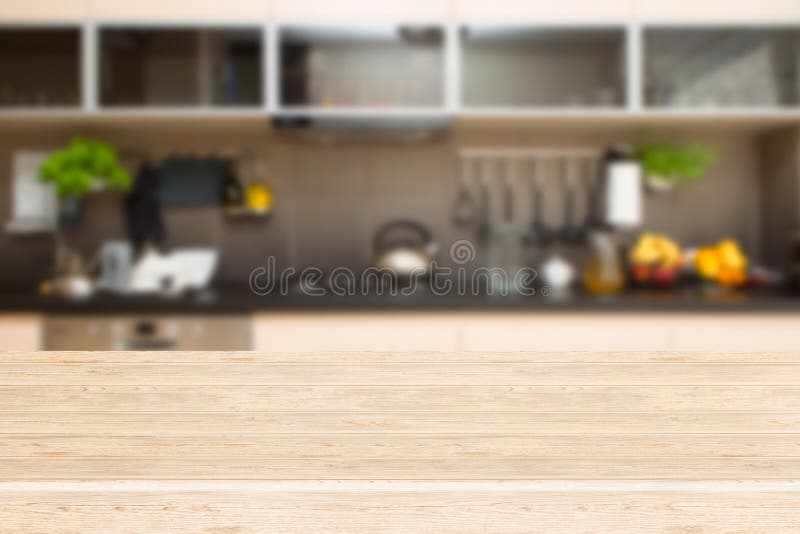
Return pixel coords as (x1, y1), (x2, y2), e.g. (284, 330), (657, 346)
(0, 22), (798, 120)
(98, 25), (264, 109)
(644, 26), (800, 109)
(0, 26), (82, 109)
(223, 206), (272, 219)
(460, 25), (627, 109)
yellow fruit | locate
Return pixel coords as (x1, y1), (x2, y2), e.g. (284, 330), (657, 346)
(717, 268), (746, 287)
(659, 239), (681, 267)
(695, 247), (720, 279)
(716, 239), (747, 271)
(631, 247), (656, 265)
(245, 183), (273, 211)
(630, 233), (683, 268)
(630, 233), (658, 264)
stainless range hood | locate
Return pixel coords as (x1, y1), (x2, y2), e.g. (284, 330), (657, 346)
(271, 115), (452, 143)
(274, 23), (450, 142)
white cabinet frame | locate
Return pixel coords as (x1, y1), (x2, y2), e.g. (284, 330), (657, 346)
(82, 22), (97, 112)
(1, 20), (800, 119)
(90, 21), (268, 116)
(626, 22), (642, 111)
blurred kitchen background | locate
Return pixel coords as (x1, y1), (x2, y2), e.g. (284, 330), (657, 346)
(3, 1), (800, 352)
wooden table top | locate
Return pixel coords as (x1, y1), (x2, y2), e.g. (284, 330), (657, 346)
(3, 350), (800, 532)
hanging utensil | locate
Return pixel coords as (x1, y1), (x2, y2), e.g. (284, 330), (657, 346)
(486, 158), (525, 292)
(560, 157), (585, 244)
(452, 158), (479, 227)
(476, 159), (491, 244)
(528, 159), (555, 247)
(580, 157), (604, 233)
(503, 158), (514, 223)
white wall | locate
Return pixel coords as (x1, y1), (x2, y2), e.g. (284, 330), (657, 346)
(2, 0), (800, 23)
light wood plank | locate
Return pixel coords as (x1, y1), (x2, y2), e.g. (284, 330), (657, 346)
(8, 362), (800, 385)
(0, 0), (90, 21)
(4, 412), (800, 435)
(0, 316), (41, 352)
(10, 350), (800, 364)
(3, 385), (800, 412)
(3, 434), (800, 458)
(636, 0), (800, 22)
(5, 457), (800, 480)
(3, 490), (800, 533)
(273, 0), (450, 22)
(6, 349), (800, 533)
(459, 0), (636, 22)
(88, 0), (271, 22)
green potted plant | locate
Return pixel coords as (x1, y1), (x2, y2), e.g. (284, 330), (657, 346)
(633, 142), (717, 192)
(37, 138), (132, 298)
(39, 137), (131, 205)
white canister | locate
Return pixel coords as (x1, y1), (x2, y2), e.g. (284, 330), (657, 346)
(605, 159), (642, 228)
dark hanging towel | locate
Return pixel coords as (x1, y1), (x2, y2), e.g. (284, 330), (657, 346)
(124, 161), (165, 251)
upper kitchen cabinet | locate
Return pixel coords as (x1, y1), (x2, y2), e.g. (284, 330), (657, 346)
(0, 0), (90, 21)
(0, 27), (82, 108)
(98, 27), (264, 108)
(460, 26), (627, 109)
(455, 0), (635, 23)
(644, 27), (800, 109)
(88, 0), (271, 22)
(635, 0), (800, 22)
(273, 0), (450, 23)
(278, 25), (446, 110)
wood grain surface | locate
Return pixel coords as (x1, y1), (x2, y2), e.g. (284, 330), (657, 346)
(3, 490), (800, 533)
(3, 350), (800, 532)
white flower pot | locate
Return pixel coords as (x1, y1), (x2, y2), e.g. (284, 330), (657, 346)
(645, 174), (676, 193)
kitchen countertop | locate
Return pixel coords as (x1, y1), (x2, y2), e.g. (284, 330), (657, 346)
(2, 285), (800, 314)
(4, 350), (800, 532)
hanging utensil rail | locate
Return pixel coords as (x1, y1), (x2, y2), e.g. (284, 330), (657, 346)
(457, 147), (603, 163)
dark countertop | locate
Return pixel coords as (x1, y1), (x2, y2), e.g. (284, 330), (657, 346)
(3, 285), (800, 315)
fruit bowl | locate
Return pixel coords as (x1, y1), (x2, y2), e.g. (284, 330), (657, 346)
(629, 263), (683, 288)
(693, 239), (748, 288)
(628, 233), (685, 289)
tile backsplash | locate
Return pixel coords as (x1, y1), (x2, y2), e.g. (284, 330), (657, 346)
(0, 120), (777, 290)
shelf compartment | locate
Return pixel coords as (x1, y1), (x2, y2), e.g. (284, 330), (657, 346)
(644, 26), (800, 109)
(223, 206), (271, 218)
(278, 25), (446, 109)
(460, 26), (627, 109)
(98, 26), (264, 108)
(0, 26), (82, 108)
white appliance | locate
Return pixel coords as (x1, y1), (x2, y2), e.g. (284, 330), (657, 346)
(171, 249), (219, 289)
(129, 247), (218, 294)
(5, 151), (57, 233)
(605, 159), (642, 228)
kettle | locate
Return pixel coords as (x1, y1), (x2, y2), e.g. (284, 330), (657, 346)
(96, 241), (133, 293)
(371, 220), (438, 278)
